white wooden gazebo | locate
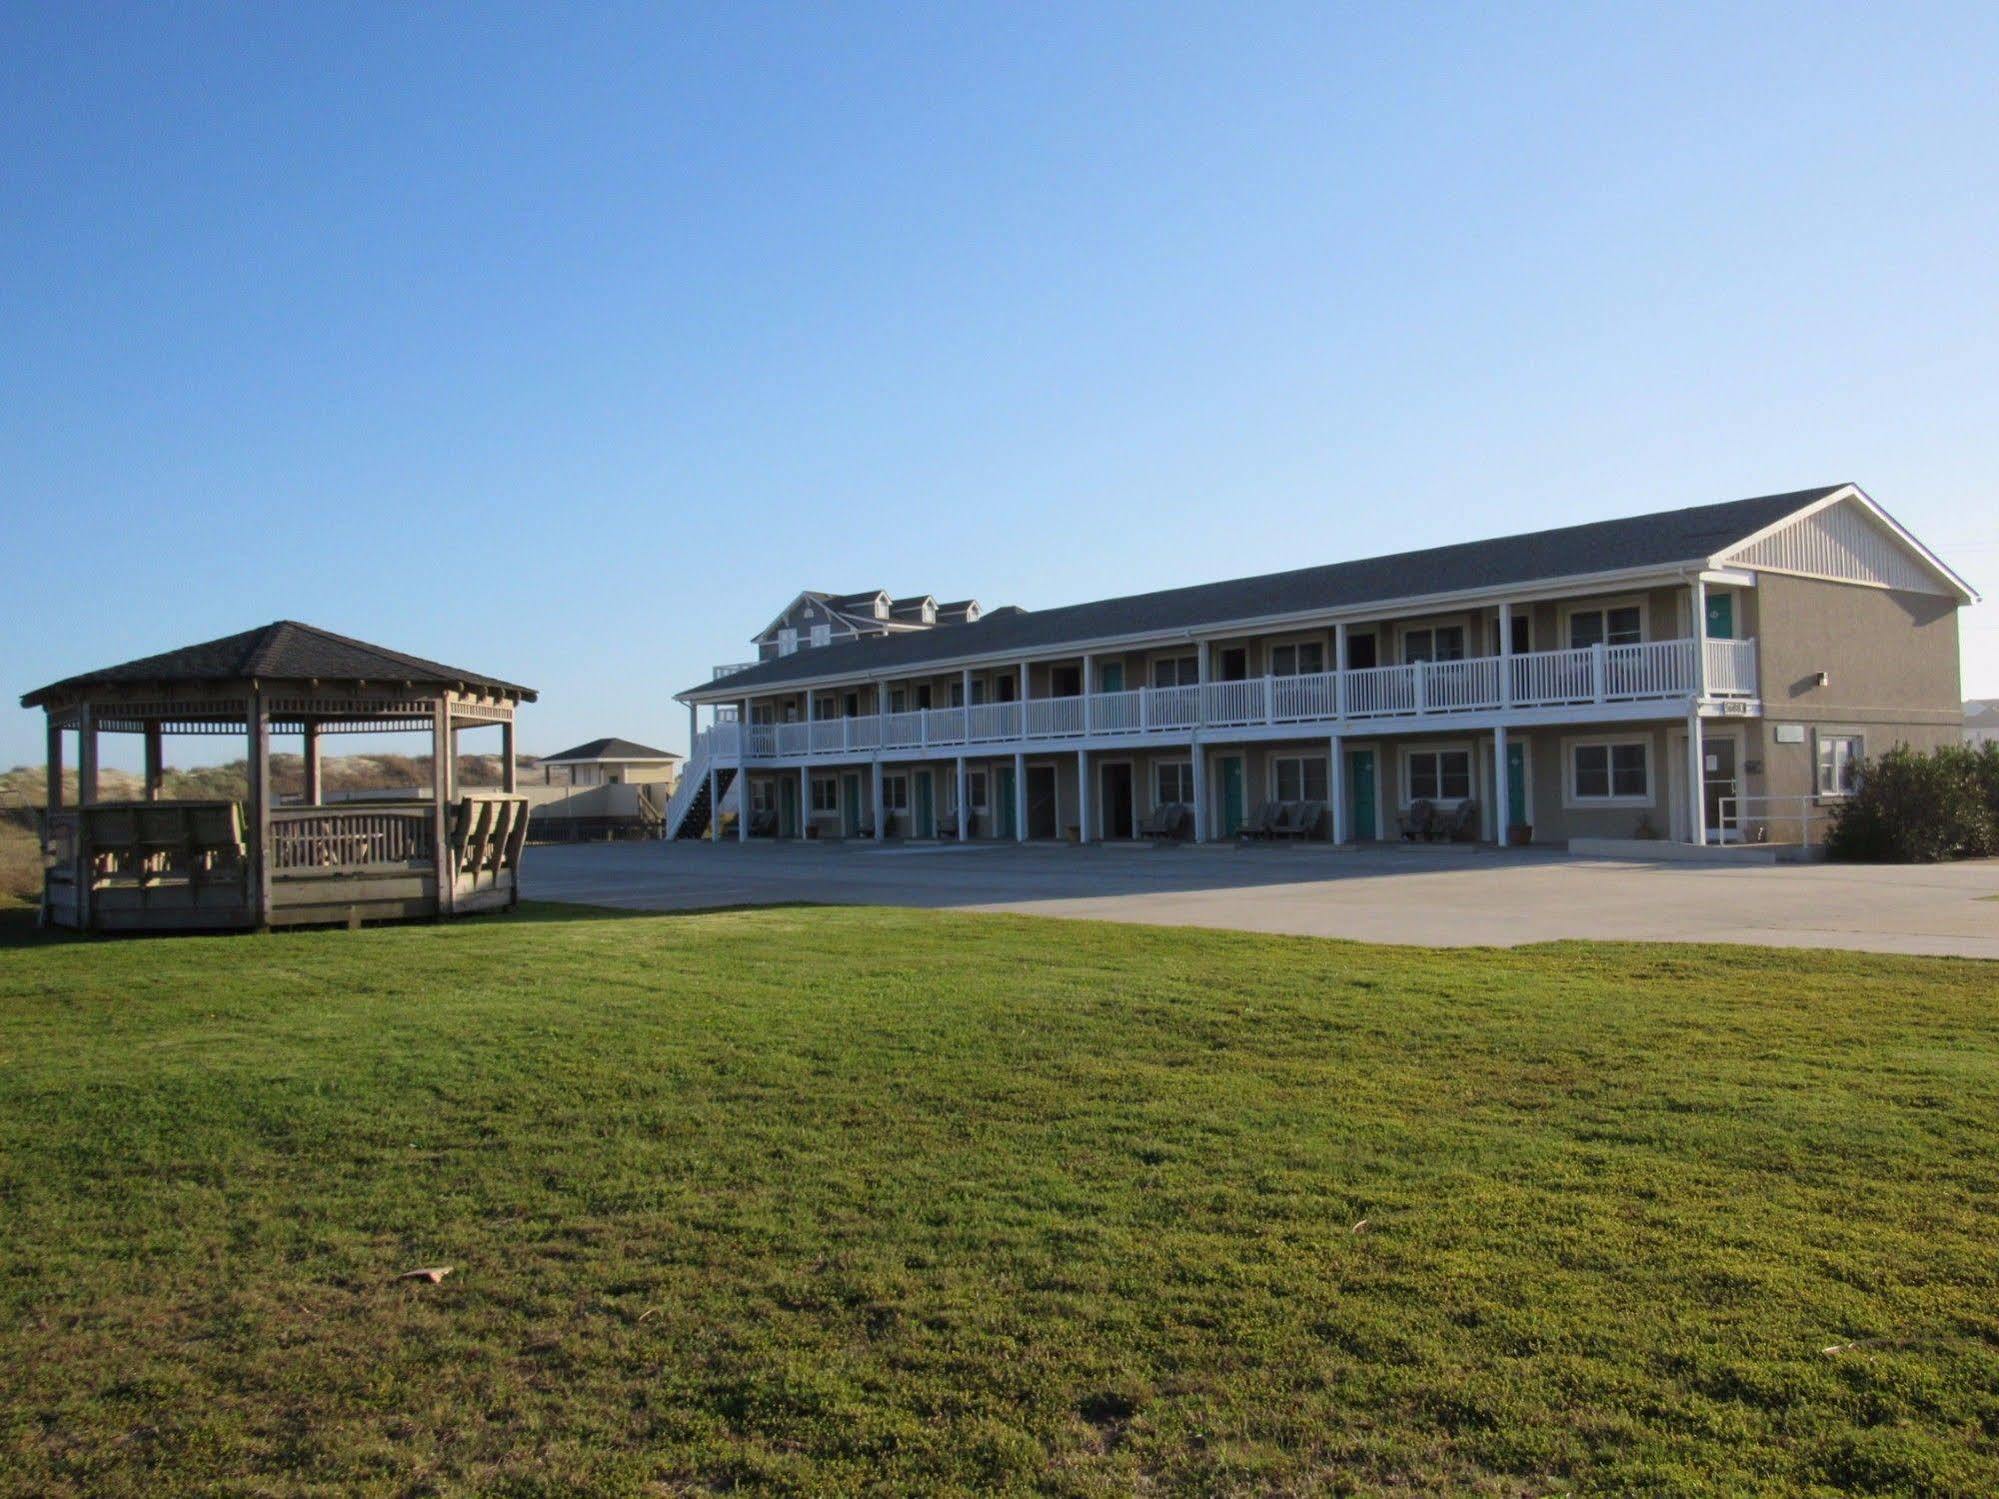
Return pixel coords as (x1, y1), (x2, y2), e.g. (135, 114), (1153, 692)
(23, 621), (536, 932)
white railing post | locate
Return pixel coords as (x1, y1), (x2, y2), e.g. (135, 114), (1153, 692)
(1335, 622), (1348, 721)
(1498, 602), (1514, 711)
(1414, 659), (1428, 715)
(1692, 577), (1710, 703)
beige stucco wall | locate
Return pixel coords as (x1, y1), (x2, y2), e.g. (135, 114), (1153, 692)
(1752, 574), (1962, 805)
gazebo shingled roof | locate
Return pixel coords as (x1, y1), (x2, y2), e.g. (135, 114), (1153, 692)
(22, 620), (536, 707)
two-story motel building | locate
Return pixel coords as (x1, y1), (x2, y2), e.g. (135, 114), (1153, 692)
(669, 486), (1974, 852)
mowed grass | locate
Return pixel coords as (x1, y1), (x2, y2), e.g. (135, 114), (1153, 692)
(2, 906), (1996, 1496)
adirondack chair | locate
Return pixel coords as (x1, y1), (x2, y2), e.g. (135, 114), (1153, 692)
(1237, 800), (1282, 841)
(1435, 800), (1480, 842)
(1141, 802), (1190, 841)
(1276, 800), (1326, 839)
(1398, 798), (1435, 842)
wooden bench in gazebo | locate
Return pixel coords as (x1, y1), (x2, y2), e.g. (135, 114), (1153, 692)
(23, 621), (537, 932)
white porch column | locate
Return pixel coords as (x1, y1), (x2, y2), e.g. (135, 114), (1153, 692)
(1018, 661), (1028, 710)
(956, 756), (969, 842)
(1191, 745), (1208, 843)
(1692, 576), (1710, 700)
(1334, 621), (1349, 719)
(872, 761), (885, 843)
(1492, 725), (1509, 846)
(1498, 601), (1514, 710)
(1330, 733), (1346, 844)
(1013, 751), (1027, 842)
(1077, 748), (1092, 844)
(1687, 706), (1707, 845)
(799, 765), (811, 841)
(962, 667), (973, 713)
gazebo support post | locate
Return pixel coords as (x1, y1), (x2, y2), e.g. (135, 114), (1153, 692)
(77, 703), (98, 806)
(432, 699), (454, 916)
(500, 716), (518, 793)
(301, 720), (322, 806)
(45, 718), (62, 814)
(248, 691), (273, 929)
(143, 723), (164, 801)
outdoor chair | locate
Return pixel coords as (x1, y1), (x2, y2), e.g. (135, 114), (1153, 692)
(1276, 800), (1326, 839)
(1433, 800), (1479, 842)
(1237, 800), (1282, 840)
(748, 807), (778, 837)
(938, 810), (959, 839)
(1398, 798), (1435, 841)
(1141, 803), (1189, 841)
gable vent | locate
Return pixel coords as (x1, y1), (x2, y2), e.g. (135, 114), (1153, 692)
(1724, 498), (1956, 596)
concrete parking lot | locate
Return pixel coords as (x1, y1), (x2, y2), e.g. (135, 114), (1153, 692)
(523, 839), (1999, 959)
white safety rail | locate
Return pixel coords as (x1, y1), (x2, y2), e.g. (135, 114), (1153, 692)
(1717, 793), (1833, 848)
(702, 637), (1759, 766)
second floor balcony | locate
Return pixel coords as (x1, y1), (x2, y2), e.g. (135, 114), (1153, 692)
(714, 636), (1757, 763)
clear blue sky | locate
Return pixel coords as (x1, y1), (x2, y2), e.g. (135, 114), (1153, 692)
(4, 3), (1994, 770)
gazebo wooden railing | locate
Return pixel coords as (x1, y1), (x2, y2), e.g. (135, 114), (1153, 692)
(23, 621), (538, 933)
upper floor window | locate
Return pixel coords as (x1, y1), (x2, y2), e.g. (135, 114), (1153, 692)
(1345, 632), (1378, 670)
(1270, 642), (1326, 677)
(889, 688), (907, 714)
(1216, 647), (1250, 681)
(1817, 732), (1864, 797)
(810, 624), (831, 647)
(1403, 626), (1465, 664)
(1152, 656), (1198, 688)
(1568, 604), (1642, 649)
(1050, 666), (1082, 698)
(778, 628), (798, 655)
(1491, 614), (1531, 655)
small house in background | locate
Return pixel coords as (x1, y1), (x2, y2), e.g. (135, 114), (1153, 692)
(1967, 699), (1999, 748)
(539, 737), (682, 788)
(522, 737), (683, 841)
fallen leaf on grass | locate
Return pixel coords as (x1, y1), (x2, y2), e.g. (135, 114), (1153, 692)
(398, 1266), (453, 1284)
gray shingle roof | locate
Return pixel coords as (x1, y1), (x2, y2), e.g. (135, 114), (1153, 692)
(23, 620), (537, 706)
(689, 487), (1847, 697)
(541, 736), (680, 764)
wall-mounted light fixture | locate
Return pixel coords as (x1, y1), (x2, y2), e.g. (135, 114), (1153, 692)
(1812, 670), (1829, 688)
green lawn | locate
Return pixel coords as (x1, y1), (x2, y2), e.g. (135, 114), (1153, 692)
(2, 906), (1996, 1496)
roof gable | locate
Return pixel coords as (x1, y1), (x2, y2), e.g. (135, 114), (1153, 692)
(1718, 488), (1976, 601)
(542, 736), (680, 764)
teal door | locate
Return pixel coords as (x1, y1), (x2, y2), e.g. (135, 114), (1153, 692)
(1705, 593), (1734, 639)
(1506, 742), (1527, 829)
(780, 776), (799, 838)
(841, 773), (862, 837)
(914, 772), (934, 838)
(995, 766), (1017, 837)
(1219, 757), (1245, 836)
(1098, 662), (1124, 693)
(1347, 749), (1377, 841)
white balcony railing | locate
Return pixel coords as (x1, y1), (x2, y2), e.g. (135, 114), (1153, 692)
(708, 638), (1756, 763)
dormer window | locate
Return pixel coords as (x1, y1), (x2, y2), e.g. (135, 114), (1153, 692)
(778, 628), (798, 655)
(810, 624), (831, 647)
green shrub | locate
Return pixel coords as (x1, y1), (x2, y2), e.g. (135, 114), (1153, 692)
(1826, 743), (1997, 862)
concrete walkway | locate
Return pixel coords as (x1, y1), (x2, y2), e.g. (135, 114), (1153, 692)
(521, 840), (1999, 960)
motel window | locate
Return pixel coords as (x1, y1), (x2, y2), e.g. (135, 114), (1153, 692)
(1270, 642), (1326, 677)
(968, 771), (989, 810)
(883, 775), (909, 811)
(951, 681), (965, 708)
(810, 623), (831, 647)
(916, 684), (933, 710)
(1491, 614), (1531, 655)
(889, 689), (907, 714)
(1156, 762), (1194, 805)
(810, 777), (839, 814)
(1152, 656), (1199, 688)
(751, 780), (775, 813)
(995, 675), (1017, 702)
(1816, 732), (1865, 797)
(970, 679), (988, 705)
(1568, 605), (1643, 649)
(1217, 647), (1249, 681)
(1273, 756), (1329, 802)
(1345, 632), (1378, 670)
(1571, 741), (1649, 801)
(1051, 666), (1082, 697)
(1406, 749), (1472, 802)
(1402, 626), (1465, 664)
